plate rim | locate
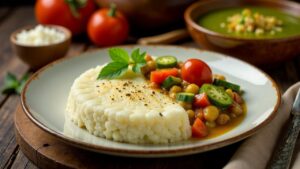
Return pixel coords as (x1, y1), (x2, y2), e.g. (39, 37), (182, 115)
(21, 45), (281, 157)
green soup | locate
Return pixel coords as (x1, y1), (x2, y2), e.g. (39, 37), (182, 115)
(198, 6), (300, 39)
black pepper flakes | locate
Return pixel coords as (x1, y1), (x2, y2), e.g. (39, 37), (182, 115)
(126, 93), (131, 97)
(159, 113), (163, 117)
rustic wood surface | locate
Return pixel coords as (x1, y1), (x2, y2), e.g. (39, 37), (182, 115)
(0, 6), (300, 169)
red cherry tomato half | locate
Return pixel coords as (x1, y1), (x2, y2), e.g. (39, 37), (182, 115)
(181, 59), (213, 86)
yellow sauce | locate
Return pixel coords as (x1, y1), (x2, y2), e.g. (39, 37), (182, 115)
(204, 103), (247, 139)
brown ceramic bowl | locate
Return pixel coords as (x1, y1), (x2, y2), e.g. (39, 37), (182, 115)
(10, 25), (71, 70)
(96, 0), (196, 35)
(184, 0), (300, 66)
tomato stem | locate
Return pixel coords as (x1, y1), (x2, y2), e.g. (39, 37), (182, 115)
(64, 0), (87, 18)
(108, 3), (117, 17)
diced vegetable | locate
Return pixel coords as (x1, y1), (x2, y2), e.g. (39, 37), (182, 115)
(169, 92), (177, 99)
(146, 60), (157, 71)
(203, 105), (219, 122)
(229, 102), (243, 116)
(233, 92), (244, 104)
(169, 85), (182, 93)
(162, 76), (182, 89)
(216, 113), (230, 125)
(225, 88), (234, 98)
(150, 68), (178, 84)
(192, 118), (208, 138)
(155, 56), (178, 69)
(185, 84), (200, 94)
(213, 74), (226, 81)
(213, 79), (240, 92)
(145, 54), (153, 62)
(178, 101), (192, 110)
(200, 84), (233, 108)
(194, 93), (211, 108)
(187, 109), (195, 123)
(195, 108), (205, 121)
(176, 92), (195, 103)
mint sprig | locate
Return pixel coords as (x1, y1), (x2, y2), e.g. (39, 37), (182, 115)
(1, 72), (29, 95)
(97, 48), (147, 79)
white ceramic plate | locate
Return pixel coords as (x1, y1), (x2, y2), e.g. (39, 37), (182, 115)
(22, 45), (280, 157)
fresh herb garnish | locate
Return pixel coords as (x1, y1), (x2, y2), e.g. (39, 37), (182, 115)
(97, 48), (146, 79)
(1, 72), (29, 95)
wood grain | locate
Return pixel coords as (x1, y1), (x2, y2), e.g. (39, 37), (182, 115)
(15, 105), (241, 169)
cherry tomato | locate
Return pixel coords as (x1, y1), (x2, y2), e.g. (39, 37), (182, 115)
(181, 59), (212, 86)
(194, 93), (211, 108)
(150, 68), (178, 84)
(87, 4), (129, 46)
(192, 118), (208, 138)
(35, 0), (96, 35)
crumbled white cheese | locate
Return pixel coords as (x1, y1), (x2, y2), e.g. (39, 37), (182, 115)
(16, 25), (66, 46)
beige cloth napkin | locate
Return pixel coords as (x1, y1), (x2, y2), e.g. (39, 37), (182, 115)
(224, 82), (300, 169)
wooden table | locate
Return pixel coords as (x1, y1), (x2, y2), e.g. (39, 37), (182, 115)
(1, 6), (300, 169)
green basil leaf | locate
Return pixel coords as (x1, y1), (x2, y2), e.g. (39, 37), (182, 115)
(97, 62), (129, 79)
(4, 72), (19, 90)
(131, 48), (146, 64)
(132, 63), (146, 73)
(109, 48), (130, 63)
(2, 72), (19, 94)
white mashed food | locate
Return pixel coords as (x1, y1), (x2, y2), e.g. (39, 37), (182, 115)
(66, 66), (191, 144)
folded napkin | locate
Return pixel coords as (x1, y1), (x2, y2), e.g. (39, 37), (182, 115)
(224, 82), (300, 169)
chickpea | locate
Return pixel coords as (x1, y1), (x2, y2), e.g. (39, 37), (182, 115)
(140, 65), (150, 75)
(216, 114), (231, 125)
(145, 54), (153, 62)
(230, 103), (243, 116)
(178, 101), (192, 110)
(226, 89), (234, 98)
(169, 92), (177, 99)
(146, 61), (156, 71)
(187, 110), (195, 119)
(182, 81), (190, 89)
(185, 84), (200, 94)
(213, 74), (226, 81)
(206, 121), (216, 128)
(170, 85), (182, 93)
(230, 113), (237, 119)
(203, 106), (220, 122)
(233, 92), (244, 104)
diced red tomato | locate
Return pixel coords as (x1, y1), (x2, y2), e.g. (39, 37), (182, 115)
(150, 68), (178, 84)
(194, 93), (211, 108)
(192, 118), (208, 138)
